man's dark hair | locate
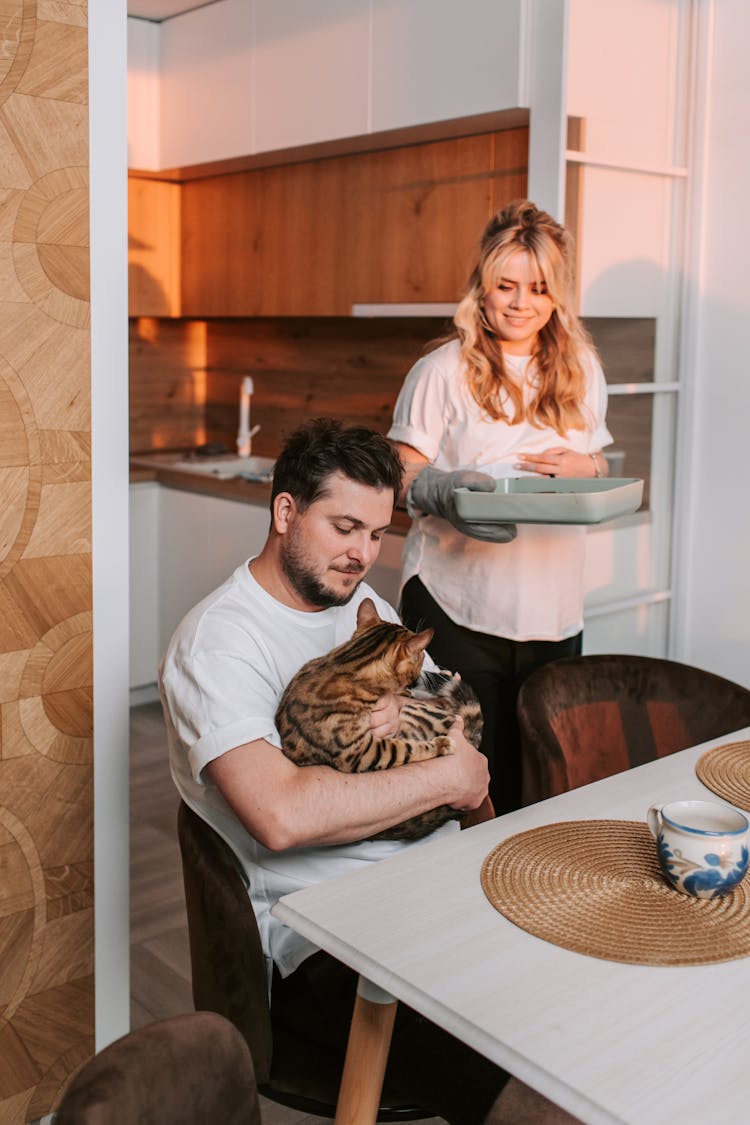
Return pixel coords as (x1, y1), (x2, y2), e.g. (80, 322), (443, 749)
(271, 418), (404, 511)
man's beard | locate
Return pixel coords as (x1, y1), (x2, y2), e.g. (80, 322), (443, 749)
(280, 532), (364, 609)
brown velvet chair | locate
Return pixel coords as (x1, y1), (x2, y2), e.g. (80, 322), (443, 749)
(55, 1011), (261, 1125)
(518, 654), (750, 805)
(177, 800), (429, 1120)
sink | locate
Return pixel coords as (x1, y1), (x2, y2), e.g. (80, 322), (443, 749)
(173, 455), (275, 481)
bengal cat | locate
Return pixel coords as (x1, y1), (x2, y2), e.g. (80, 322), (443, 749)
(275, 597), (483, 841)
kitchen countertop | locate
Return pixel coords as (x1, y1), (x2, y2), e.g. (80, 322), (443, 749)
(130, 451), (273, 505)
(130, 452), (411, 533)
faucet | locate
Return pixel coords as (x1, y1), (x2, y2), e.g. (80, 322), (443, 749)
(237, 375), (261, 457)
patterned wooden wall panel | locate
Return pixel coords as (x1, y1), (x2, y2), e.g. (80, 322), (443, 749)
(0, 2), (94, 1122)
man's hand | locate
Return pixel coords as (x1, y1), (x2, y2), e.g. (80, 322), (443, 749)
(370, 692), (405, 740)
(443, 717), (490, 812)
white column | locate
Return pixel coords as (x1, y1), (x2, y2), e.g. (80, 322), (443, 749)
(90, 0), (131, 1047)
(522, 0), (569, 220)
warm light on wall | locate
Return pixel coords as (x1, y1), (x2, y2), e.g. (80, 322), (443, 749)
(187, 320), (208, 446)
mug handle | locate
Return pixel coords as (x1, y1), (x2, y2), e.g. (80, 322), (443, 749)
(646, 804), (663, 840)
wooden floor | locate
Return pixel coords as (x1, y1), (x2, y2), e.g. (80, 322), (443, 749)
(129, 700), (442, 1124)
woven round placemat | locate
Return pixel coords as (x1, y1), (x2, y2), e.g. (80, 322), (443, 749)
(481, 819), (750, 966)
(695, 740), (750, 812)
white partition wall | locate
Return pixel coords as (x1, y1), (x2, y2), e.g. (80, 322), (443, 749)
(672, 0), (750, 688)
(560, 0), (696, 657)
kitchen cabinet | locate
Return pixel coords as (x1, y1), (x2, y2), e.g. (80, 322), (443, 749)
(348, 128), (528, 305)
(253, 0), (369, 154)
(129, 483), (271, 688)
(370, 0), (523, 134)
(128, 176), (181, 316)
(158, 0), (254, 171)
(178, 126), (528, 316)
(153, 0), (524, 170)
(130, 482), (160, 689)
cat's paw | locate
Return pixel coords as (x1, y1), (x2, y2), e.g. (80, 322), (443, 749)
(434, 735), (454, 756)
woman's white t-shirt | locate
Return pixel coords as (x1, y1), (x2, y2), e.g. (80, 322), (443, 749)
(387, 339), (613, 642)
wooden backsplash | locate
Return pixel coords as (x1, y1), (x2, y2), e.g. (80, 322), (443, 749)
(129, 315), (453, 455)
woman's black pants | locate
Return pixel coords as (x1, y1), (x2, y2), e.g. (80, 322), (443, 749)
(400, 575), (582, 814)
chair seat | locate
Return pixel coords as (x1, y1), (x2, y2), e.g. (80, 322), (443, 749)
(55, 1012), (261, 1125)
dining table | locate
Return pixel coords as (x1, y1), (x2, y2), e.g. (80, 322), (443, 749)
(272, 725), (750, 1125)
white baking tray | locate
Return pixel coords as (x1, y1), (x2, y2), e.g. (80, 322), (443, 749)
(453, 477), (644, 525)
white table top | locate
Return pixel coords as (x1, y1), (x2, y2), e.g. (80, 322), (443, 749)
(273, 727), (750, 1125)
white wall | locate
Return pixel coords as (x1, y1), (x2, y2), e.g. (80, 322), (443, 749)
(675, 0), (750, 688)
(567, 0), (685, 320)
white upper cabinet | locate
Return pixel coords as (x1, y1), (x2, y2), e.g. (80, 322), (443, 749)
(254, 0), (370, 152)
(370, 0), (524, 134)
(128, 17), (160, 170)
(159, 0), (254, 169)
(131, 0), (527, 171)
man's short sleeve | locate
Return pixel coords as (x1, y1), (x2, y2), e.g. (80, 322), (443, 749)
(162, 642), (281, 783)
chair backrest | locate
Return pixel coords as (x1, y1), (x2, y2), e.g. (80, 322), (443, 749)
(518, 654), (750, 805)
(176, 801), (430, 1121)
(177, 801), (273, 1084)
(55, 1011), (261, 1125)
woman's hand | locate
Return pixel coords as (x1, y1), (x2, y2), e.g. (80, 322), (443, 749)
(514, 447), (607, 478)
(369, 692), (406, 739)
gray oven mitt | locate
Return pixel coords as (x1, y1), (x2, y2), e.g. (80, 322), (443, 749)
(407, 467), (517, 543)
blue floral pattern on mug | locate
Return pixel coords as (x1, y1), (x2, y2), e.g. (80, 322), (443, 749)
(657, 835), (749, 899)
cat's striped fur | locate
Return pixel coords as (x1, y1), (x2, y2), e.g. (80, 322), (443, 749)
(276, 597), (483, 841)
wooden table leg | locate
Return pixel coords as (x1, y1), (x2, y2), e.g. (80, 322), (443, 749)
(334, 975), (397, 1125)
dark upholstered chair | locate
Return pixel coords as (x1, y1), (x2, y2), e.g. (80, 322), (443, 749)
(177, 800), (429, 1121)
(518, 654), (750, 805)
(55, 1011), (261, 1125)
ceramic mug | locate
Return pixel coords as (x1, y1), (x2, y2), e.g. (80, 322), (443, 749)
(646, 799), (750, 899)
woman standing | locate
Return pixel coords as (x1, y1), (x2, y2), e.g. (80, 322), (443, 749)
(389, 200), (612, 814)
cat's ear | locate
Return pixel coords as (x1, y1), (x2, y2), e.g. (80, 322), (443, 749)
(356, 597), (380, 629)
(405, 626), (434, 655)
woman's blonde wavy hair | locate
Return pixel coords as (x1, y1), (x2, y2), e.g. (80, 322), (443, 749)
(446, 200), (597, 434)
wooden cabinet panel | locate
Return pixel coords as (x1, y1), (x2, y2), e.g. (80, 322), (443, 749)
(258, 157), (354, 315)
(129, 177), (181, 316)
(181, 174), (263, 317)
(490, 127), (530, 215)
(177, 127), (528, 316)
(350, 129), (527, 304)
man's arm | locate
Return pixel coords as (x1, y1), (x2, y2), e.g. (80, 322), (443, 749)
(206, 721), (489, 851)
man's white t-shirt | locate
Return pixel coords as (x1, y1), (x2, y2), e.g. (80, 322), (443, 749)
(388, 340), (613, 641)
(159, 560), (456, 980)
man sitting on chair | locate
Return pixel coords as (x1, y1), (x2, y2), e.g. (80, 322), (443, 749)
(160, 417), (578, 1125)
